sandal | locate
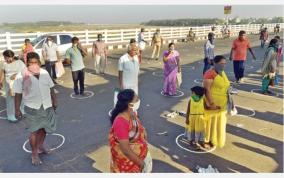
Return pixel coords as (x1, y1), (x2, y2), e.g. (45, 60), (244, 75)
(203, 142), (212, 149)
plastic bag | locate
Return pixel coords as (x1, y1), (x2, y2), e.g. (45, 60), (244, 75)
(113, 88), (120, 108)
(142, 151), (152, 173)
(55, 61), (65, 78)
(196, 164), (219, 173)
(176, 72), (182, 88)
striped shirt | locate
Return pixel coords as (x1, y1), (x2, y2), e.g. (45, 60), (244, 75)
(204, 40), (215, 60)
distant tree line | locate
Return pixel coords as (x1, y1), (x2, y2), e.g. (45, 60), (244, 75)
(2, 21), (84, 26)
(142, 17), (283, 26)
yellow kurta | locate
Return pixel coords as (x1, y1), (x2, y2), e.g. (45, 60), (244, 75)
(204, 71), (230, 148)
(186, 97), (205, 142)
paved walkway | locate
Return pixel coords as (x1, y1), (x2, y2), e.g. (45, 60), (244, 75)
(0, 33), (283, 173)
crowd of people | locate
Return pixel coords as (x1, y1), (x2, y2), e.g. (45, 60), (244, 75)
(0, 25), (282, 172)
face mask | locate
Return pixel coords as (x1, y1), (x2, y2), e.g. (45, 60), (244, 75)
(28, 64), (40, 74)
(73, 43), (78, 47)
(191, 95), (201, 102)
(5, 57), (13, 63)
(130, 99), (140, 112)
(47, 41), (52, 45)
(214, 63), (225, 74)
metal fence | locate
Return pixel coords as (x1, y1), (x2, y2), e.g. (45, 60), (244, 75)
(0, 23), (282, 53)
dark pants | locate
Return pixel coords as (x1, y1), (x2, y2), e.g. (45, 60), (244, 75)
(233, 60), (245, 81)
(72, 69), (85, 94)
(203, 58), (213, 74)
(45, 61), (57, 80)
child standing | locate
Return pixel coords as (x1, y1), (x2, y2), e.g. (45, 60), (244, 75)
(185, 86), (207, 150)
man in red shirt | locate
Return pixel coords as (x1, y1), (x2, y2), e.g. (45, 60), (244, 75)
(229, 30), (256, 83)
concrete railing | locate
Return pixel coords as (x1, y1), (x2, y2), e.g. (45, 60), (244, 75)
(0, 23), (283, 53)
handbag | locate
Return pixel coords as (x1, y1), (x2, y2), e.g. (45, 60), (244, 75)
(55, 61), (65, 78)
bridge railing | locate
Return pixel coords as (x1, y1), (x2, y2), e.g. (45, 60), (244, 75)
(0, 23), (282, 53)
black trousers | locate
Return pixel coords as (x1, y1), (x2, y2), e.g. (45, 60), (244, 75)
(233, 60), (245, 81)
(45, 61), (57, 80)
(72, 69), (85, 94)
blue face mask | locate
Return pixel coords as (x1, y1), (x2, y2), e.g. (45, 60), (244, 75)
(214, 63), (225, 74)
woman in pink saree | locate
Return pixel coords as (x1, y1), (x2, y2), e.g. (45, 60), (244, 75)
(162, 43), (181, 96)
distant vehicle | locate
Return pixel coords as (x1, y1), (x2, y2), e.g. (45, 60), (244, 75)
(31, 33), (74, 64)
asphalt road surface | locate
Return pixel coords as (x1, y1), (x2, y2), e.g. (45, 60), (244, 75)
(0, 33), (283, 173)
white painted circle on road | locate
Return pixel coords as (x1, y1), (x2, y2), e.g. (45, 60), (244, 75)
(226, 72), (235, 77)
(194, 79), (203, 84)
(23, 133), (65, 153)
(176, 134), (216, 154)
(181, 66), (195, 70)
(70, 91), (94, 99)
(234, 105), (255, 117)
(152, 71), (164, 77)
(161, 90), (184, 97)
(0, 109), (7, 120)
(246, 65), (254, 69)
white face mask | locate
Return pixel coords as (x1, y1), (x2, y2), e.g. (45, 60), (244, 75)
(130, 99), (140, 112)
(48, 41), (52, 45)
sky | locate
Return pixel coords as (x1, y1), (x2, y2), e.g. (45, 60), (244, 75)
(0, 5), (283, 24)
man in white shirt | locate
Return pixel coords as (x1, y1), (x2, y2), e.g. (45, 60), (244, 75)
(137, 28), (148, 63)
(42, 36), (60, 84)
(118, 45), (140, 95)
(203, 32), (215, 74)
(14, 52), (58, 166)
